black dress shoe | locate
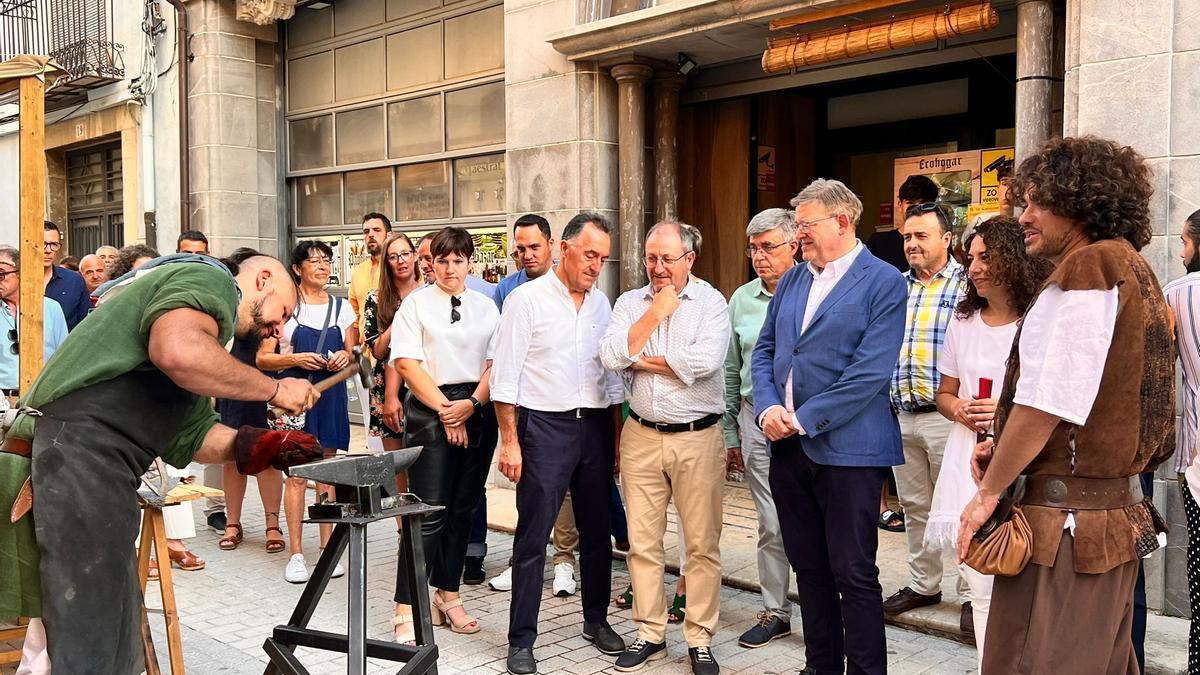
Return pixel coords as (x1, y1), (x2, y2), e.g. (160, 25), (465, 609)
(738, 612), (791, 648)
(960, 601), (974, 635)
(506, 646), (537, 675)
(462, 555), (486, 585)
(798, 668), (822, 675)
(689, 646), (719, 675)
(583, 621), (625, 655)
(206, 511), (227, 534)
(882, 587), (941, 615)
(614, 638), (666, 672)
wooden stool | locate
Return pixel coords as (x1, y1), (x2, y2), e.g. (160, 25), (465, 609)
(137, 483), (222, 675)
(0, 618), (30, 668)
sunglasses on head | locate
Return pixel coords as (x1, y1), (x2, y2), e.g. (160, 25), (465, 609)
(450, 295), (461, 324)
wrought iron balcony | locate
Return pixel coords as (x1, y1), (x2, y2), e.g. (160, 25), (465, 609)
(0, 0), (124, 93)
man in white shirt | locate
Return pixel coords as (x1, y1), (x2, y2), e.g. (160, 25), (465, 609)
(600, 221), (730, 675)
(491, 213), (626, 675)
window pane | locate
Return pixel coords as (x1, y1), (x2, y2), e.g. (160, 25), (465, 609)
(335, 39), (385, 101)
(289, 115), (333, 170)
(388, 95), (442, 158)
(288, 6), (333, 47)
(297, 174), (342, 227)
(445, 82), (504, 150)
(397, 161), (449, 221)
(444, 6), (503, 79)
(287, 52), (333, 110)
(386, 23), (442, 91)
(344, 168), (394, 223)
(386, 0), (439, 21)
(454, 153), (505, 216)
(335, 106), (385, 165)
(334, 0), (384, 35)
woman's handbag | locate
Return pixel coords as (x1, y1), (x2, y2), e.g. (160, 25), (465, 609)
(964, 478), (1033, 576)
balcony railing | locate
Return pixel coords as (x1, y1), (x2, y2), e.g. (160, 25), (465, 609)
(0, 0), (124, 81)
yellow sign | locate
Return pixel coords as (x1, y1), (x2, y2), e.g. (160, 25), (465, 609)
(979, 147), (1014, 209)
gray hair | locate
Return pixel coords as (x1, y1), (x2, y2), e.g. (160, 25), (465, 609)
(789, 178), (863, 226)
(746, 208), (796, 239)
(0, 246), (17, 267)
(563, 212), (612, 241)
(647, 221), (701, 255)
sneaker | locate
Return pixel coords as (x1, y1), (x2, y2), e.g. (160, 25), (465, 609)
(284, 554), (309, 584)
(552, 563), (576, 597)
(206, 511), (227, 534)
(614, 638), (666, 672)
(332, 561), (345, 579)
(463, 555), (486, 585)
(688, 646), (719, 675)
(489, 566), (513, 591)
(882, 588), (941, 615)
(738, 611), (791, 648)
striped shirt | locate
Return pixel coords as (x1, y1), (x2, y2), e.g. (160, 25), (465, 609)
(890, 258), (966, 411)
(1164, 272), (1200, 473)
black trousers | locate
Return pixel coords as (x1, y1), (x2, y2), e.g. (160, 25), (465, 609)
(769, 437), (889, 675)
(508, 408), (615, 649)
(394, 384), (497, 602)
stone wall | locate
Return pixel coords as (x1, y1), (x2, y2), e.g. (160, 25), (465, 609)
(504, 0), (621, 297)
(1064, 0), (1199, 617)
(188, 0), (282, 257)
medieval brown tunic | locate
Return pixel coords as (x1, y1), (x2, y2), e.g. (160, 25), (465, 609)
(982, 238), (1174, 675)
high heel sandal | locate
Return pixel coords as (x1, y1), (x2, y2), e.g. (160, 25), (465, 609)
(431, 592), (481, 634)
(391, 613), (416, 644)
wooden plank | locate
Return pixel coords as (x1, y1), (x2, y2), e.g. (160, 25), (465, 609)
(768, 0), (918, 31)
(149, 510), (186, 675)
(19, 76), (45, 393)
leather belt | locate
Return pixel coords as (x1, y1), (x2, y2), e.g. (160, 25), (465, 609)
(1020, 474), (1143, 510)
(1, 388), (18, 397)
(538, 407), (608, 420)
(896, 404), (938, 415)
(629, 410), (720, 434)
(1, 437), (32, 458)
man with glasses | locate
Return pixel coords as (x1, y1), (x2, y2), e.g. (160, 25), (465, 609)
(723, 208), (798, 650)
(600, 221), (729, 675)
(752, 178), (906, 675)
(0, 245), (68, 404)
(42, 221), (90, 331)
(883, 201), (969, 630)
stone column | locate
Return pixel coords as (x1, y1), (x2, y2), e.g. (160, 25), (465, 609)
(653, 72), (684, 223)
(1015, 0), (1055, 163)
(611, 62), (653, 291)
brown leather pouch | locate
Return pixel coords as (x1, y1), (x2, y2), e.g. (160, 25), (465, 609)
(1126, 497), (1168, 558)
(965, 478), (1034, 576)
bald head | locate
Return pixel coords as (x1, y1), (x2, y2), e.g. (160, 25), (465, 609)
(96, 245), (118, 267)
(79, 254), (107, 292)
(232, 254), (299, 350)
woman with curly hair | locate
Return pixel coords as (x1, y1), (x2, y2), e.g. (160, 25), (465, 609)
(958, 136), (1174, 674)
(925, 215), (1052, 668)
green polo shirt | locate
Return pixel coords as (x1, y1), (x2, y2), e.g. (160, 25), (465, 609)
(8, 263), (238, 468)
(722, 277), (774, 449)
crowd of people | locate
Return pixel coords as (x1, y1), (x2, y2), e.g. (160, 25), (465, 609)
(2, 134), (1198, 675)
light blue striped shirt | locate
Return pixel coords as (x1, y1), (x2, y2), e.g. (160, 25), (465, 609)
(1164, 272), (1200, 473)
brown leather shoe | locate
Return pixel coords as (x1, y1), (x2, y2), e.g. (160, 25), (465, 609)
(882, 587), (941, 615)
(960, 601), (974, 635)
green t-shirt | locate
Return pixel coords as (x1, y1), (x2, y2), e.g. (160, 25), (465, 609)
(8, 263), (239, 467)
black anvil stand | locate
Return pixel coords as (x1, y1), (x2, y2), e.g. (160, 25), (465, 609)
(263, 450), (443, 675)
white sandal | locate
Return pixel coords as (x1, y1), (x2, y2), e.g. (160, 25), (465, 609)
(391, 613), (415, 645)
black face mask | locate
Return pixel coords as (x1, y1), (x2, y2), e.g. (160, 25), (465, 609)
(1187, 250), (1200, 275)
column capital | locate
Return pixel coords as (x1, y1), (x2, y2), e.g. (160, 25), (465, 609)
(610, 62), (655, 84)
(651, 72), (686, 93)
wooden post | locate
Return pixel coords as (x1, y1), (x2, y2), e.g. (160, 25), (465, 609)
(18, 75), (46, 391)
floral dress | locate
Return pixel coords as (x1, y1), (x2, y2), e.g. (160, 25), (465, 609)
(363, 288), (405, 439)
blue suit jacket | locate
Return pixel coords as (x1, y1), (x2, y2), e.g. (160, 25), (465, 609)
(751, 247), (907, 467)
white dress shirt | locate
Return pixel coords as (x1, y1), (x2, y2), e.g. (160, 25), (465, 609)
(600, 279), (730, 424)
(489, 270), (623, 411)
(389, 283), (499, 386)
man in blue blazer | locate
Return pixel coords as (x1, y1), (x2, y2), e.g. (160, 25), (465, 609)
(752, 178), (906, 675)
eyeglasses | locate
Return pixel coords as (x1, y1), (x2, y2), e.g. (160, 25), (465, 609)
(7, 328), (16, 355)
(794, 215), (838, 233)
(644, 253), (688, 268)
(386, 250), (415, 263)
(43, 241), (62, 251)
(0, 269), (18, 281)
(744, 241), (792, 258)
(450, 295), (462, 324)
(304, 256), (332, 266)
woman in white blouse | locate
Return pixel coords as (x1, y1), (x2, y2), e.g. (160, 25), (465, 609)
(926, 216), (1052, 669)
(389, 227), (500, 643)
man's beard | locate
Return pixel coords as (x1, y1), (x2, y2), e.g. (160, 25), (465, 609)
(1186, 250), (1200, 275)
(367, 240), (382, 255)
(235, 297), (273, 352)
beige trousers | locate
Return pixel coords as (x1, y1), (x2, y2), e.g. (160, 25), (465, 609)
(552, 492), (578, 566)
(620, 421), (723, 647)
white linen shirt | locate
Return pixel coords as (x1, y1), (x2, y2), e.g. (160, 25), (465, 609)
(389, 283), (499, 385)
(489, 270), (623, 411)
(600, 279), (730, 424)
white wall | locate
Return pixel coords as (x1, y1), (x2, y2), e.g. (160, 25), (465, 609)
(0, 133), (20, 246)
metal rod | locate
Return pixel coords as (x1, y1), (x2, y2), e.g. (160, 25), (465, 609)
(347, 524), (367, 675)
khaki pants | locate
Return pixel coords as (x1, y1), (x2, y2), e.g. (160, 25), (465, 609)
(893, 411), (966, 597)
(620, 421), (723, 647)
(551, 493), (578, 566)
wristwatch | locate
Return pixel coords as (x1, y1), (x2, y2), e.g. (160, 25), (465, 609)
(468, 396), (482, 411)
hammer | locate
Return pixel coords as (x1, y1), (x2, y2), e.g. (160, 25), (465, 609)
(269, 345), (371, 420)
